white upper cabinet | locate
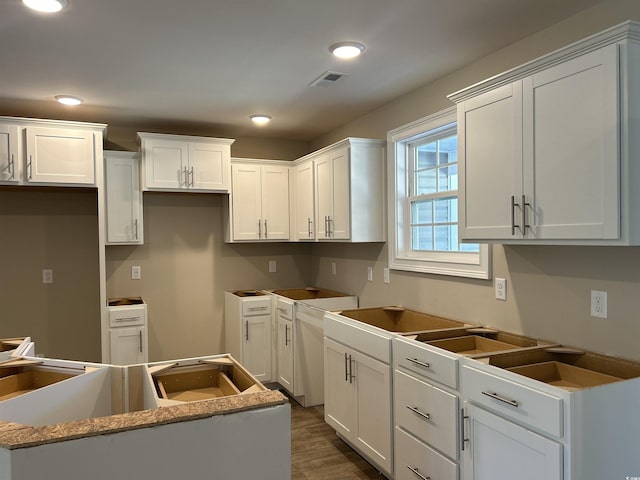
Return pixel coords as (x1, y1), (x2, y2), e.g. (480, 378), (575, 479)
(0, 117), (105, 187)
(300, 138), (385, 243)
(450, 21), (640, 245)
(229, 160), (291, 241)
(0, 125), (19, 184)
(293, 159), (315, 240)
(104, 151), (143, 245)
(138, 132), (233, 192)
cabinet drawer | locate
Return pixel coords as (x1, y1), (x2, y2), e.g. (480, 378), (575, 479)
(275, 298), (293, 320)
(394, 369), (458, 460)
(461, 364), (563, 437)
(395, 427), (458, 480)
(242, 298), (272, 316)
(324, 313), (391, 363)
(393, 336), (459, 389)
(108, 306), (146, 327)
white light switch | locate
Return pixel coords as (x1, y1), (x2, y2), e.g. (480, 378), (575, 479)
(131, 265), (141, 280)
(42, 269), (53, 284)
(367, 266), (374, 282)
(383, 268), (390, 284)
(495, 278), (507, 301)
(331, 262), (337, 275)
(269, 260), (277, 273)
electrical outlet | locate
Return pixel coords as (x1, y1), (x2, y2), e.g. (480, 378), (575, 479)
(591, 290), (607, 318)
(42, 269), (53, 284)
(131, 265), (141, 280)
(495, 278), (507, 301)
(269, 260), (277, 273)
(367, 266), (373, 282)
(331, 262), (337, 275)
(383, 267), (390, 284)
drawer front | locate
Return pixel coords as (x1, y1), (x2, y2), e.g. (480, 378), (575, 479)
(394, 369), (458, 460)
(395, 427), (458, 480)
(461, 364), (563, 437)
(242, 297), (272, 316)
(108, 305), (146, 327)
(275, 298), (293, 320)
(323, 313), (391, 364)
(393, 336), (459, 389)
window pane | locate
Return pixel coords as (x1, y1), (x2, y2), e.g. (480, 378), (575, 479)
(416, 169), (436, 195)
(434, 225), (458, 251)
(411, 200), (432, 224)
(434, 197), (458, 223)
(438, 136), (458, 165)
(437, 165), (458, 192)
(411, 226), (433, 251)
(417, 143), (437, 169)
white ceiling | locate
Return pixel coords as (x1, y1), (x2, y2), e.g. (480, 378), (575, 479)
(1, 0), (601, 141)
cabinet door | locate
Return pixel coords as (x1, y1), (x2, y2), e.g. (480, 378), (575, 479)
(523, 45), (619, 240)
(462, 402), (562, 480)
(110, 327), (146, 365)
(294, 160), (315, 240)
(25, 127), (95, 185)
(315, 153), (333, 239)
(188, 142), (230, 191)
(105, 153), (143, 244)
(353, 348), (392, 474)
(231, 163), (262, 240)
(243, 314), (272, 383)
(458, 82), (523, 240)
(0, 125), (19, 183)
(261, 165), (290, 240)
(143, 138), (188, 189)
(324, 337), (356, 438)
(277, 316), (294, 393)
(329, 147), (351, 240)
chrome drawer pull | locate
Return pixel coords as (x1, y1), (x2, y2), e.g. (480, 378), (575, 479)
(406, 405), (431, 420)
(461, 408), (469, 451)
(247, 306), (267, 311)
(113, 317), (140, 322)
(406, 465), (430, 480)
(482, 390), (519, 407)
(406, 357), (430, 369)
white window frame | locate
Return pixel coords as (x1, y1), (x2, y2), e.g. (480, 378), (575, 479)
(387, 107), (492, 279)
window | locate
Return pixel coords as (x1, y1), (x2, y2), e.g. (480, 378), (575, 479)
(387, 107), (491, 279)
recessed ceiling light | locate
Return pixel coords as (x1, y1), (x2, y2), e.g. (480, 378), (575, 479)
(55, 95), (83, 106)
(250, 114), (272, 126)
(329, 42), (365, 59)
(23, 0), (68, 13)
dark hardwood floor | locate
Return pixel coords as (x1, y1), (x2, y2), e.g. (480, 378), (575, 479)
(290, 399), (386, 480)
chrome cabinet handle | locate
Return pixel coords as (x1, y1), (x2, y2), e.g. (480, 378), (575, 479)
(138, 331), (143, 353)
(324, 216), (329, 237)
(245, 320), (249, 341)
(247, 306), (268, 312)
(511, 195), (520, 235)
(258, 219), (262, 239)
(113, 317), (140, 323)
(8, 154), (15, 180)
(27, 155), (33, 180)
(406, 405), (431, 420)
(406, 466), (430, 480)
(406, 357), (430, 369)
(482, 390), (519, 407)
(134, 218), (139, 240)
(189, 166), (194, 186)
(349, 354), (355, 383)
(285, 324), (289, 346)
(182, 167), (188, 187)
(327, 216), (333, 237)
(461, 408), (469, 451)
(307, 217), (312, 238)
(522, 194), (531, 234)
(264, 219), (268, 239)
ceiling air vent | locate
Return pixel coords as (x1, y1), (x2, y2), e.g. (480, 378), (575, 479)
(309, 71), (347, 87)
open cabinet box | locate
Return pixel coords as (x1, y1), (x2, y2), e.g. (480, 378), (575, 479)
(0, 337), (34, 362)
(144, 354), (266, 408)
(484, 346), (640, 391)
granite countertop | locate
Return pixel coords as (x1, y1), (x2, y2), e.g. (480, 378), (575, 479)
(0, 389), (287, 450)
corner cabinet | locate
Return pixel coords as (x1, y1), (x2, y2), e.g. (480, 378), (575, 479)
(138, 132), (234, 192)
(0, 117), (105, 187)
(297, 137), (385, 242)
(104, 151), (143, 245)
(228, 160), (291, 241)
(449, 21), (640, 245)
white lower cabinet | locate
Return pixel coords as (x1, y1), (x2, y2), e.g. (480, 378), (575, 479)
(324, 336), (392, 476)
(461, 402), (562, 480)
(277, 315), (294, 391)
(395, 427), (458, 480)
(224, 291), (272, 383)
(109, 327), (146, 365)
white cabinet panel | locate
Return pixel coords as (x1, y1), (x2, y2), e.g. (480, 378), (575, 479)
(105, 151), (143, 244)
(189, 142), (229, 190)
(143, 138), (188, 189)
(110, 327), (146, 365)
(324, 337), (356, 438)
(243, 316), (272, 383)
(294, 159), (315, 240)
(462, 402), (562, 480)
(0, 125), (19, 183)
(395, 428), (458, 480)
